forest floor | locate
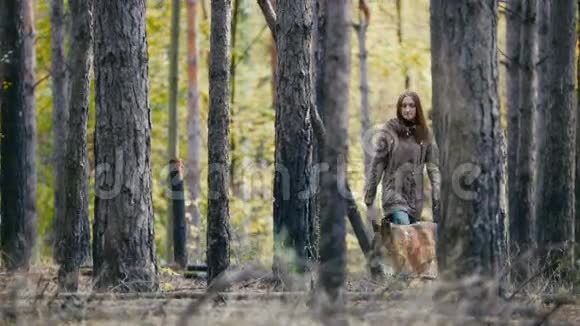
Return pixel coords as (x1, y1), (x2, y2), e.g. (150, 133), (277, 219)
(1, 266), (580, 325)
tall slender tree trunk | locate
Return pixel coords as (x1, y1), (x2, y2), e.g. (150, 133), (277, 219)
(0, 0), (37, 271)
(511, 0), (537, 277)
(318, 0), (351, 302)
(254, 0), (276, 184)
(313, 0), (325, 118)
(166, 0), (181, 264)
(254, 0), (276, 186)
(207, 0), (232, 284)
(354, 0), (381, 279)
(535, 0), (577, 279)
(355, 0), (377, 231)
(506, 0), (522, 234)
(357, 7), (370, 178)
(230, 0), (239, 107)
(576, 4), (580, 257)
(310, 1), (321, 263)
(50, 0), (69, 247)
(201, 0), (208, 19)
(306, 0), (325, 265)
(170, 159), (187, 268)
(186, 0), (203, 264)
(273, 0), (314, 281)
(395, 0), (409, 89)
(312, 0), (371, 272)
(55, 0), (92, 291)
(228, 0), (240, 196)
(93, 0), (158, 292)
(270, 0), (277, 110)
(431, 0), (504, 278)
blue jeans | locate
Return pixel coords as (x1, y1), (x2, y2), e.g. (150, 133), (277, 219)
(389, 210), (417, 225)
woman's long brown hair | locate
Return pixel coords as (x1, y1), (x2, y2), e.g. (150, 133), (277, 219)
(396, 90), (431, 144)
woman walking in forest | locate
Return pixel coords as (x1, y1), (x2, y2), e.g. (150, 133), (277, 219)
(364, 90), (441, 230)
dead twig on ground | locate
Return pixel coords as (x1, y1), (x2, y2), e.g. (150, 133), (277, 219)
(532, 302), (564, 326)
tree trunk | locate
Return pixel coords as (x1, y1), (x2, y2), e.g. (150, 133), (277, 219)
(306, 0), (326, 264)
(229, 0), (240, 196)
(498, 129), (509, 292)
(50, 0), (69, 248)
(55, 0), (92, 291)
(506, 0), (522, 233)
(318, 0), (351, 301)
(273, 0), (314, 280)
(207, 0), (232, 285)
(166, 0), (181, 264)
(201, 0), (208, 19)
(352, 0), (380, 278)
(313, 0), (325, 118)
(312, 0), (372, 270)
(511, 0), (537, 277)
(230, 0), (239, 107)
(431, 0), (504, 278)
(357, 9), (370, 179)
(270, 0), (277, 110)
(576, 4), (580, 258)
(396, 0), (410, 89)
(0, 0), (37, 271)
(93, 0), (158, 292)
(535, 0), (577, 279)
(170, 160), (187, 269)
(185, 0), (203, 264)
(355, 0), (378, 233)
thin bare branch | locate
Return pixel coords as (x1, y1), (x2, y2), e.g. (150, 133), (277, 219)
(200, 0), (208, 20)
(532, 302), (563, 326)
(32, 74), (51, 90)
(257, 0), (276, 40)
(359, 0), (370, 25)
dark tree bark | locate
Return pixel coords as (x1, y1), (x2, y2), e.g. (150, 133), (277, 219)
(93, 0), (158, 292)
(261, 0), (371, 278)
(170, 160), (187, 269)
(167, 0), (181, 265)
(0, 0), (37, 271)
(511, 0), (537, 277)
(506, 0), (522, 232)
(431, 0), (505, 278)
(318, 0), (351, 301)
(50, 0), (69, 245)
(313, 0), (326, 119)
(312, 0), (373, 272)
(207, 0), (232, 285)
(306, 0), (326, 263)
(55, 0), (93, 291)
(535, 0), (577, 279)
(272, 0), (314, 278)
(345, 183), (371, 255)
(576, 3), (580, 257)
(185, 0), (203, 264)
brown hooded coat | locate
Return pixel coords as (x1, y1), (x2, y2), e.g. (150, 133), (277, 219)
(364, 118), (441, 222)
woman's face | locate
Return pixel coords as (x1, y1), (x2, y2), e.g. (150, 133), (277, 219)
(401, 96), (417, 122)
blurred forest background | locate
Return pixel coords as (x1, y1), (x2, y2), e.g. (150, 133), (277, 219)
(30, 0), (510, 272)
